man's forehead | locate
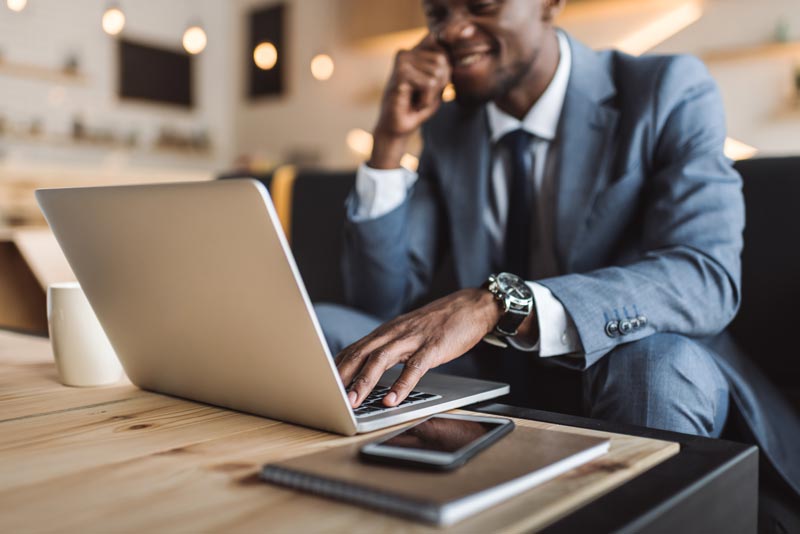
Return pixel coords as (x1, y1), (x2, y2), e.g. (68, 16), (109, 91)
(421, 0), (529, 11)
(421, 0), (464, 9)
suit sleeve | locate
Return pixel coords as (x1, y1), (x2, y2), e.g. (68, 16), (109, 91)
(539, 56), (744, 369)
(351, 164), (417, 220)
(341, 144), (446, 321)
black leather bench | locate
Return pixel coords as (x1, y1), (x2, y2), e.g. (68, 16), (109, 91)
(729, 157), (800, 409)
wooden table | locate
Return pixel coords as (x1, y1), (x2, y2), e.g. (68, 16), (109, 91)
(0, 330), (754, 533)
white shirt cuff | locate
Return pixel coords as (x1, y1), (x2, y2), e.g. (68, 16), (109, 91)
(352, 163), (418, 220)
(507, 282), (581, 356)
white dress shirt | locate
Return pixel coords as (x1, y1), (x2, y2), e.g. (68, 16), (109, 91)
(352, 31), (581, 357)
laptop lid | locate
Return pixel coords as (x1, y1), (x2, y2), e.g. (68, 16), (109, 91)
(37, 179), (511, 435)
(37, 180), (359, 435)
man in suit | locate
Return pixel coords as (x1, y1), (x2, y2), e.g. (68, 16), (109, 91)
(316, 0), (798, 502)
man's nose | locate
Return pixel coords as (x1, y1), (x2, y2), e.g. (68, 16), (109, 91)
(434, 13), (477, 46)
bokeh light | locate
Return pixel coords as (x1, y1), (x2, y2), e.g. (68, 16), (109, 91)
(7, 0), (27, 13)
(310, 54), (335, 81)
(102, 8), (126, 36)
(253, 42), (278, 70)
(182, 26), (207, 55)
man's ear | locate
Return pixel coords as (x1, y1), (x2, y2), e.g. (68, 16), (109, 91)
(542, 0), (566, 22)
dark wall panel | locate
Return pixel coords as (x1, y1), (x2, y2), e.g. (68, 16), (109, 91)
(248, 3), (286, 99)
(118, 39), (193, 108)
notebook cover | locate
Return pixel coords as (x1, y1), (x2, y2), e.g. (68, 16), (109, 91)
(261, 425), (609, 525)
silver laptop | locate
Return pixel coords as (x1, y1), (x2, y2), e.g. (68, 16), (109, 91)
(36, 179), (509, 435)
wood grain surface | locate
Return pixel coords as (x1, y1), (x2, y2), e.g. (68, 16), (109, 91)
(0, 330), (679, 533)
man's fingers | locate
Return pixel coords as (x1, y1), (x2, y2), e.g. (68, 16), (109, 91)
(335, 330), (392, 386)
(337, 291), (492, 409)
(336, 321), (408, 393)
(392, 53), (449, 101)
(414, 84), (440, 114)
(406, 55), (451, 94)
(395, 49), (447, 78)
(385, 353), (432, 406)
(395, 63), (443, 94)
(334, 334), (370, 366)
(348, 343), (410, 407)
(377, 43), (450, 139)
(407, 52), (449, 78)
(414, 32), (444, 53)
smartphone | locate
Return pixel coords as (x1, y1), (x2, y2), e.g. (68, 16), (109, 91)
(359, 413), (515, 471)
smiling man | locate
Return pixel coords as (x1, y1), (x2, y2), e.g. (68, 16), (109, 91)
(315, 0), (800, 498)
(320, 0), (743, 429)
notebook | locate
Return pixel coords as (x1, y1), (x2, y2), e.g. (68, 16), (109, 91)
(261, 424), (610, 526)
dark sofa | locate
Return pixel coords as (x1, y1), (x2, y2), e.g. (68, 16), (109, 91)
(727, 157), (800, 405)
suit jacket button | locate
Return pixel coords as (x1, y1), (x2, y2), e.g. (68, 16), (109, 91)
(605, 320), (620, 337)
(630, 318), (641, 329)
(619, 320), (633, 335)
(637, 315), (647, 327)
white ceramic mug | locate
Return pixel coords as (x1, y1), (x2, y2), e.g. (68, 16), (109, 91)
(47, 282), (123, 387)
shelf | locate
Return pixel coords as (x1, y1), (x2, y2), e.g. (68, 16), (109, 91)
(0, 132), (212, 159)
(771, 105), (800, 122)
(0, 60), (87, 86)
(0, 132), (123, 149)
(703, 41), (800, 63)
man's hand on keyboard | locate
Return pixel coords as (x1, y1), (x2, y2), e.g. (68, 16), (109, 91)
(335, 288), (502, 409)
(351, 386), (439, 417)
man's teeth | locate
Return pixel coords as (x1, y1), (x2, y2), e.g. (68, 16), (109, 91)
(458, 53), (484, 66)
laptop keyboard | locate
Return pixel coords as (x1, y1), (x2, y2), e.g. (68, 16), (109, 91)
(352, 385), (441, 418)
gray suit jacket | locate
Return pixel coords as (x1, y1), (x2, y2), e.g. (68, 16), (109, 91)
(343, 34), (743, 369)
(342, 33), (800, 497)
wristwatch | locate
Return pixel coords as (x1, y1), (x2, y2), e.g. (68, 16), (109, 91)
(483, 272), (534, 346)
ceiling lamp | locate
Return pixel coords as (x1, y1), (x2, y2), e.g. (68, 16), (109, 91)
(310, 54), (335, 81)
(253, 42), (278, 70)
(182, 25), (207, 55)
(7, 0), (27, 12)
(102, 7), (126, 36)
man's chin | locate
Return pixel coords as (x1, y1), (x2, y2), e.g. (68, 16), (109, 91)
(453, 63), (532, 110)
(452, 78), (508, 109)
(454, 89), (493, 109)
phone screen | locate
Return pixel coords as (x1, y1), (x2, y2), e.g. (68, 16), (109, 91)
(379, 416), (506, 453)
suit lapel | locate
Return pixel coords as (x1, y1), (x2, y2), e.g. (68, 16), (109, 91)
(437, 35), (618, 283)
(554, 35), (619, 271)
(437, 106), (493, 288)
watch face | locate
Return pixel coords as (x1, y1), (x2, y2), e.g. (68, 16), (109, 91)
(496, 272), (533, 301)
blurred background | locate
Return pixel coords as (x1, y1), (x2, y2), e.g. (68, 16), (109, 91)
(2, 3), (799, 505)
(0, 0), (798, 226)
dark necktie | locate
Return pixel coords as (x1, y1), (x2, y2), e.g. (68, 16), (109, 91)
(500, 129), (534, 277)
